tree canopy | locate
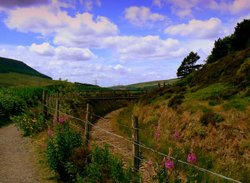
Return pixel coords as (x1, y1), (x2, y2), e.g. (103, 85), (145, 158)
(206, 19), (250, 64)
(177, 52), (202, 78)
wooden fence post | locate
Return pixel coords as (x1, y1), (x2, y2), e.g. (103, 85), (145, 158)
(85, 102), (90, 146)
(132, 116), (140, 172)
(55, 91), (59, 124)
(42, 90), (48, 120)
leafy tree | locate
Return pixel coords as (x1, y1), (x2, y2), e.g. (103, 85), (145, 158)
(177, 52), (202, 78)
(206, 19), (250, 64)
(206, 36), (232, 64)
(231, 19), (250, 51)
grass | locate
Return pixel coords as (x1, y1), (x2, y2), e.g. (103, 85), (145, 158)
(112, 81), (250, 181)
(185, 83), (228, 101)
(223, 96), (250, 111)
(31, 131), (58, 182)
(0, 73), (54, 87)
(111, 78), (178, 90)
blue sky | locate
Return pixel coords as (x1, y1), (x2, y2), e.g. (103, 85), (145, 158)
(0, 0), (249, 86)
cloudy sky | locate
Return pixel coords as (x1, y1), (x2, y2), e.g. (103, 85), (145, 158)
(0, 0), (249, 86)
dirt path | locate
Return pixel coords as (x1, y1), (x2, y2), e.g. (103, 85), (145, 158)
(0, 124), (44, 183)
(90, 109), (132, 163)
(90, 109), (155, 182)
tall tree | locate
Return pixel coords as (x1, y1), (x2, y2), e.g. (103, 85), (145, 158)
(231, 19), (250, 51)
(206, 36), (232, 64)
(177, 52), (201, 78)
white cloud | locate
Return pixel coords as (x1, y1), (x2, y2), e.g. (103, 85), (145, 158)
(208, 0), (250, 14)
(53, 13), (118, 47)
(153, 0), (164, 7)
(103, 35), (187, 60)
(124, 6), (166, 26)
(4, 5), (69, 35)
(55, 46), (96, 61)
(153, 0), (199, 17)
(4, 5), (118, 47)
(29, 42), (96, 61)
(165, 18), (224, 39)
(154, 0), (250, 16)
(30, 42), (55, 56)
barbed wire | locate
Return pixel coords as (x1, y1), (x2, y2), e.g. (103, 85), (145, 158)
(43, 104), (242, 183)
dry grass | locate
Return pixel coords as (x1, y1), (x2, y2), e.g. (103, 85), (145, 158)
(114, 98), (250, 181)
(31, 131), (58, 183)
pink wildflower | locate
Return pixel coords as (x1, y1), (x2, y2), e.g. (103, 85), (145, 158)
(58, 117), (65, 124)
(173, 130), (181, 140)
(165, 159), (174, 170)
(155, 130), (160, 141)
(155, 123), (161, 141)
(187, 152), (197, 164)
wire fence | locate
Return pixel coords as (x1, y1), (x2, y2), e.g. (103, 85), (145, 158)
(42, 92), (242, 183)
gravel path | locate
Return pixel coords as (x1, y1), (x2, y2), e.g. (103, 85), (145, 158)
(0, 124), (40, 183)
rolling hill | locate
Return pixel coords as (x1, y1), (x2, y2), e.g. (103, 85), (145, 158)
(0, 56), (53, 87)
(111, 78), (178, 90)
(0, 57), (51, 79)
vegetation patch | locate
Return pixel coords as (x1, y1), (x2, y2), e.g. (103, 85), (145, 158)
(168, 93), (185, 109)
(186, 83), (228, 101)
(200, 112), (224, 126)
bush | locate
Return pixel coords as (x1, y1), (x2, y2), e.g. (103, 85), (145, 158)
(11, 112), (46, 136)
(83, 145), (136, 183)
(208, 100), (221, 106)
(0, 93), (26, 116)
(200, 112), (224, 126)
(46, 122), (82, 181)
(168, 94), (185, 109)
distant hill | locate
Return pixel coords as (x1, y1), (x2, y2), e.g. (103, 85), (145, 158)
(111, 78), (178, 90)
(74, 82), (109, 91)
(0, 57), (52, 79)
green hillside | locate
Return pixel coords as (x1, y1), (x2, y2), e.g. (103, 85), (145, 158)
(0, 73), (54, 87)
(189, 48), (250, 88)
(0, 57), (51, 79)
(111, 78), (178, 90)
(114, 20), (250, 182)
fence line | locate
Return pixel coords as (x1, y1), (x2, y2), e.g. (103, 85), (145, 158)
(42, 97), (242, 183)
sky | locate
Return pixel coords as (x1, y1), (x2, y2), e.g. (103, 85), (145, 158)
(0, 0), (249, 86)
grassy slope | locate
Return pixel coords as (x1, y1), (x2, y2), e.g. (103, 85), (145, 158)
(0, 57), (51, 79)
(114, 49), (250, 181)
(111, 78), (178, 90)
(0, 73), (54, 87)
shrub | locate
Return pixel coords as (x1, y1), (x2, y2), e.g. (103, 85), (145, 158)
(208, 100), (221, 106)
(0, 93), (26, 116)
(11, 112), (46, 136)
(200, 112), (224, 126)
(223, 97), (249, 111)
(168, 94), (185, 109)
(46, 122), (82, 181)
(83, 145), (136, 183)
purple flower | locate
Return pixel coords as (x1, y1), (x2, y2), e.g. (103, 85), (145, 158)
(155, 130), (160, 141)
(187, 152), (197, 164)
(173, 130), (181, 140)
(165, 159), (174, 170)
(58, 117), (65, 124)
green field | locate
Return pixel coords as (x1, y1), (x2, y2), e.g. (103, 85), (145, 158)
(0, 73), (54, 88)
(111, 78), (178, 90)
